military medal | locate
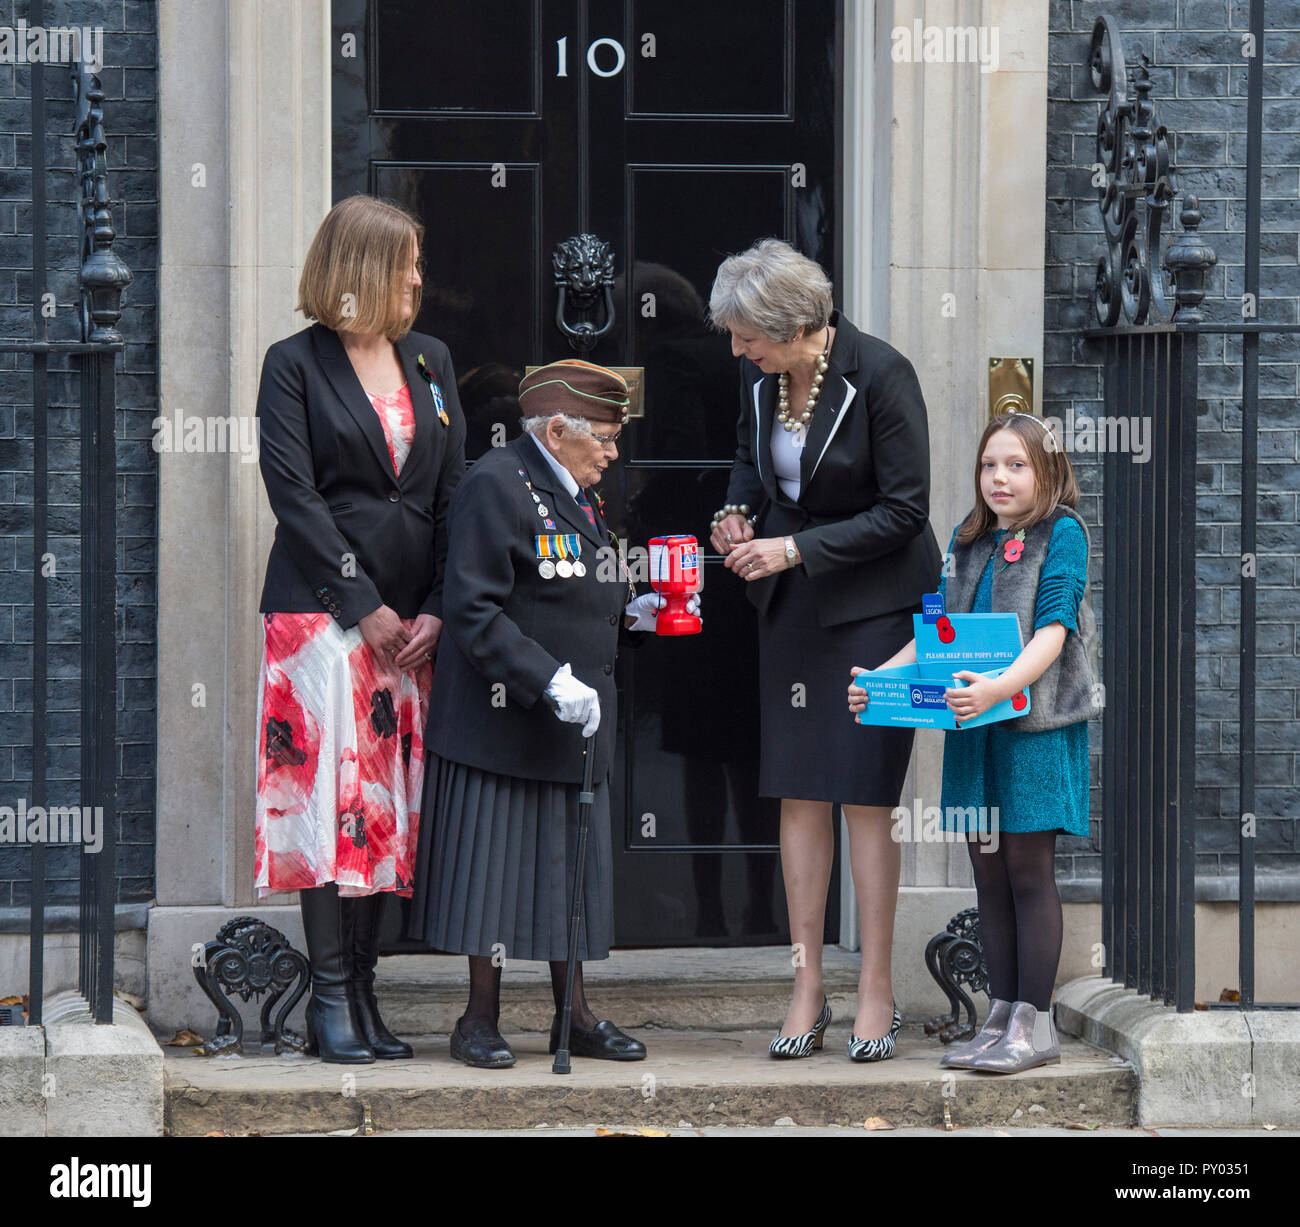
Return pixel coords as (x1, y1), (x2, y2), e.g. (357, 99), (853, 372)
(553, 532), (574, 579)
(416, 353), (450, 425)
(572, 560), (587, 577)
(536, 532), (557, 578)
(536, 504), (549, 517)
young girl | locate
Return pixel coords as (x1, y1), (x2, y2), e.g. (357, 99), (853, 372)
(847, 411), (1099, 1074)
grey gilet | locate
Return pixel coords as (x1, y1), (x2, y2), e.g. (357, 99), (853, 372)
(944, 505), (1101, 733)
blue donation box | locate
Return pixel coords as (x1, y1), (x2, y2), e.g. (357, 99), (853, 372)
(854, 599), (1031, 731)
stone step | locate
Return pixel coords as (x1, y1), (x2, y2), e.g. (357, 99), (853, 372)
(163, 1028), (1136, 1136)
(372, 947), (870, 1035)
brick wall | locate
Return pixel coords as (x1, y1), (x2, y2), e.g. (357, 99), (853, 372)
(1046, 0), (1299, 883)
(0, 0), (156, 906)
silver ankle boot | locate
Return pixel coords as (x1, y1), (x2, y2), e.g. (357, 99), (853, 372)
(939, 998), (1013, 1069)
(966, 1001), (1060, 1073)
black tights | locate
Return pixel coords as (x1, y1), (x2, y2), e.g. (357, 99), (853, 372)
(966, 830), (1062, 1010)
(462, 955), (597, 1031)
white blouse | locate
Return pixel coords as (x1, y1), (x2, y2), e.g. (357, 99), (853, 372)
(770, 420), (806, 502)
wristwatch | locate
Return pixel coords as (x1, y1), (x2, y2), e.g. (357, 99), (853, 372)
(783, 536), (799, 567)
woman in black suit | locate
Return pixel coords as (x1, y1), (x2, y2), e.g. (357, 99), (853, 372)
(254, 194), (466, 1063)
(708, 238), (941, 1063)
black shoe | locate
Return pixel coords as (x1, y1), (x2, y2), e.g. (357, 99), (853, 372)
(450, 1016), (516, 1068)
(348, 895), (413, 1059)
(299, 884), (375, 1064)
(549, 1016), (647, 1061)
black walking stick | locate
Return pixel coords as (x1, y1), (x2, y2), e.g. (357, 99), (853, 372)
(552, 728), (596, 1075)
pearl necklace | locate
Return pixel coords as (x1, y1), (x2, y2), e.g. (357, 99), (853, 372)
(776, 332), (831, 432)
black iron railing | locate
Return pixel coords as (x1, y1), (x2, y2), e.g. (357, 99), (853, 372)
(8, 3), (130, 1026)
(1084, 7), (1299, 1012)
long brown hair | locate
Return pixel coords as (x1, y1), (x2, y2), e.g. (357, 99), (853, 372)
(296, 195), (424, 341)
(955, 412), (1080, 545)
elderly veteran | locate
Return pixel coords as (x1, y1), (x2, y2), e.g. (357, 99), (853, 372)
(409, 359), (683, 1068)
(708, 239), (941, 1063)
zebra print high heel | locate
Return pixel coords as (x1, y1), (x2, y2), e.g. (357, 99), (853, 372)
(768, 997), (831, 1059)
(848, 1001), (902, 1063)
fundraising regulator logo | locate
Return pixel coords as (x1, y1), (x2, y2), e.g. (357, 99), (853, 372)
(0, 21), (103, 66)
(891, 20), (999, 73)
(0, 800), (103, 854)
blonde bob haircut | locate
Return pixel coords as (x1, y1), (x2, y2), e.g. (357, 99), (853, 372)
(297, 195), (423, 341)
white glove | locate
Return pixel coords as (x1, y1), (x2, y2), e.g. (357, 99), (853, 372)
(544, 663), (601, 737)
(624, 592), (702, 633)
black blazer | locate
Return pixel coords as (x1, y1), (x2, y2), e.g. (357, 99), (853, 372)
(724, 311), (942, 625)
(256, 323), (467, 628)
(425, 434), (629, 784)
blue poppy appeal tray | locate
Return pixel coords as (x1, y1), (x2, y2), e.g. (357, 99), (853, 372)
(853, 608), (1031, 731)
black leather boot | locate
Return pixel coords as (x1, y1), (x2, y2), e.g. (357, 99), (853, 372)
(299, 883), (374, 1064)
(349, 894), (413, 1059)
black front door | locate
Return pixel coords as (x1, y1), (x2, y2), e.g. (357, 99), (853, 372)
(335, 0), (843, 946)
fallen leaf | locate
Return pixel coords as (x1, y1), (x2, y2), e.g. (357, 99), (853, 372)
(1219, 988), (1240, 1003)
(0, 995), (22, 1006)
(594, 1127), (669, 1137)
(165, 1028), (205, 1046)
(863, 1116), (894, 1131)
(1263, 1124), (1277, 1131)
(1066, 1121), (1100, 1130)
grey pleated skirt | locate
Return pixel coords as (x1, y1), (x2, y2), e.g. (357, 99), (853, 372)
(408, 752), (613, 962)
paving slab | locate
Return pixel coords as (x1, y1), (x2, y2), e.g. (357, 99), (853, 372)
(164, 1026), (1135, 1136)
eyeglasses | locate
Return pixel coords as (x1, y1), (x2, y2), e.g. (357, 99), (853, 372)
(591, 429), (622, 447)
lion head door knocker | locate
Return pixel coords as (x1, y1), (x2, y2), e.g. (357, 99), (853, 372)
(553, 233), (616, 353)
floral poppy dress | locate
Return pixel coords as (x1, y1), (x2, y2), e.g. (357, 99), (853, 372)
(254, 383), (434, 898)
(938, 517), (1091, 836)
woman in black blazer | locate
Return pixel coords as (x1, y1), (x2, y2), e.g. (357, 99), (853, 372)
(708, 239), (941, 1064)
(254, 195), (466, 1063)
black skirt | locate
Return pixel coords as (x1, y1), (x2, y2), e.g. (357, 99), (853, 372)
(756, 566), (917, 806)
(408, 753), (613, 962)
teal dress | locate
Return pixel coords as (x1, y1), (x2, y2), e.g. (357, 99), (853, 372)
(939, 518), (1091, 836)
